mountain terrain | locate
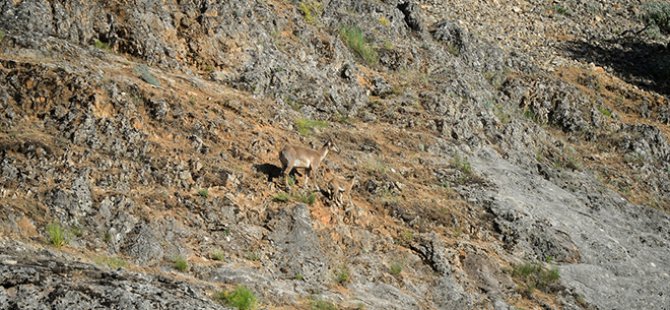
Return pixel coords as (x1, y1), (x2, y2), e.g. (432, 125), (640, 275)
(1, 0), (670, 309)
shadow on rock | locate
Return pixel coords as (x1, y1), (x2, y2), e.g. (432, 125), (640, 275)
(563, 38), (670, 96)
(253, 163), (283, 182)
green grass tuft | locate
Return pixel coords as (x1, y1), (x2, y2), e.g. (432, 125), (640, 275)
(273, 192), (290, 202)
(210, 250), (225, 261)
(335, 266), (350, 285)
(311, 299), (337, 310)
(389, 262), (403, 276)
(597, 106), (612, 118)
(93, 39), (110, 50)
(296, 192), (317, 205)
(173, 256), (189, 272)
(46, 222), (68, 248)
(340, 26), (379, 65)
(512, 262), (560, 296)
(0, 30), (5, 43)
(298, 0), (323, 25)
(198, 188), (209, 198)
(217, 285), (258, 310)
(295, 118), (329, 136)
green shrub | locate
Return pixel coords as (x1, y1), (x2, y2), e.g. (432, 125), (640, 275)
(378, 16), (391, 27)
(174, 256), (189, 272)
(210, 250), (225, 261)
(217, 285), (258, 310)
(642, 2), (670, 35)
(134, 64), (161, 87)
(512, 262), (560, 295)
(450, 154), (472, 175)
(198, 188), (209, 198)
(389, 262), (403, 276)
(597, 106), (612, 118)
(46, 222), (68, 248)
(296, 192), (317, 205)
(299, 0), (323, 24)
(294, 273), (305, 281)
(295, 118), (328, 136)
(335, 266), (350, 285)
(93, 39), (110, 50)
(0, 30), (5, 43)
(340, 26), (379, 65)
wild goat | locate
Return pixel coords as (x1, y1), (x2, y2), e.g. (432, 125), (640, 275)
(279, 139), (339, 190)
(326, 175), (358, 208)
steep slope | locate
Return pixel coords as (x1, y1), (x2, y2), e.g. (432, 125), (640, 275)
(1, 0), (669, 309)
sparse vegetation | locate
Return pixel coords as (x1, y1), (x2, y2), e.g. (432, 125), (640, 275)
(298, 0), (323, 24)
(93, 39), (110, 50)
(597, 105), (612, 118)
(273, 191), (316, 205)
(134, 64), (161, 87)
(198, 188), (209, 198)
(511, 262), (560, 296)
(642, 2), (670, 35)
(398, 230), (414, 245)
(295, 118), (328, 136)
(46, 222), (68, 248)
(210, 250), (225, 261)
(173, 256), (189, 272)
(0, 30), (5, 43)
(551, 5), (570, 16)
(389, 262), (403, 276)
(294, 273), (305, 281)
(311, 299), (337, 310)
(378, 16), (391, 27)
(450, 154), (473, 176)
(245, 251), (260, 262)
(295, 192), (317, 205)
(217, 285), (258, 310)
(273, 192), (290, 202)
(335, 266), (350, 285)
(340, 26), (379, 65)
(94, 255), (128, 269)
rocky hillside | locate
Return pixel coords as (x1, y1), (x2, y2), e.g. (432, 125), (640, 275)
(1, 0), (669, 309)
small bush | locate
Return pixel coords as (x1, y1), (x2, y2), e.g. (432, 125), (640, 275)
(642, 2), (670, 35)
(389, 262), (403, 276)
(552, 5), (570, 16)
(299, 0), (323, 24)
(340, 26), (379, 65)
(198, 188), (209, 198)
(450, 154), (472, 175)
(296, 192), (317, 205)
(294, 273), (305, 281)
(378, 16), (391, 27)
(210, 250), (225, 261)
(94, 256), (128, 269)
(335, 266), (350, 285)
(273, 192), (290, 202)
(512, 262), (560, 296)
(217, 285), (258, 310)
(46, 222), (68, 248)
(311, 299), (337, 310)
(0, 30), (5, 43)
(597, 106), (612, 118)
(134, 64), (161, 87)
(93, 39), (110, 50)
(174, 256), (189, 272)
(295, 118), (328, 136)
